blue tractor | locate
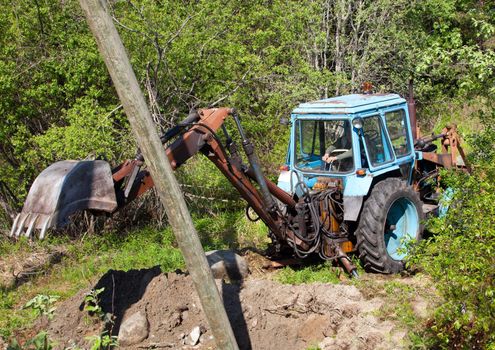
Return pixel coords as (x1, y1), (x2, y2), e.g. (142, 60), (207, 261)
(276, 93), (467, 273)
(11, 93), (467, 275)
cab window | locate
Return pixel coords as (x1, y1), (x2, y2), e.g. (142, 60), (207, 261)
(385, 109), (411, 157)
(362, 115), (393, 166)
(295, 119), (354, 173)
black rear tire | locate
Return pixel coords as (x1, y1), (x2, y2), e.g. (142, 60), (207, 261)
(355, 178), (424, 274)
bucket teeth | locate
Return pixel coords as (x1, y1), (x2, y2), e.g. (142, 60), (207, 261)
(15, 214), (30, 238)
(39, 216), (52, 240)
(10, 214), (21, 237)
(24, 214), (39, 239)
(8, 213), (51, 240)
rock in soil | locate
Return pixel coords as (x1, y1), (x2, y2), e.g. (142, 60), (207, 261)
(117, 310), (149, 346)
(41, 267), (414, 350)
(188, 326), (201, 346)
(205, 250), (249, 281)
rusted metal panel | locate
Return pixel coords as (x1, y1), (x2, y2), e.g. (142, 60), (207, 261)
(112, 159), (141, 181)
(198, 107), (232, 131)
(421, 152), (453, 168)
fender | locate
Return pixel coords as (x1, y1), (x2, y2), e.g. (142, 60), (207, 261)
(343, 174), (373, 221)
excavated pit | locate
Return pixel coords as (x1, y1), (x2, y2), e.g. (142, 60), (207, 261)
(43, 266), (414, 350)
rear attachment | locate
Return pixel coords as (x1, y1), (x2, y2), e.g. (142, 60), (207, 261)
(10, 160), (117, 239)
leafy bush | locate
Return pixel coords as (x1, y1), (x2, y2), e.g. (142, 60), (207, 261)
(85, 331), (118, 350)
(2, 0), (493, 226)
(32, 95), (129, 162)
(82, 288), (105, 318)
(412, 110), (495, 348)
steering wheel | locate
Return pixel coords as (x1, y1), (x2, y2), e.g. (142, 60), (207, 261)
(324, 149), (349, 171)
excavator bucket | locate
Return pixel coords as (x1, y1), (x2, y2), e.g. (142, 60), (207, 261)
(10, 160), (118, 240)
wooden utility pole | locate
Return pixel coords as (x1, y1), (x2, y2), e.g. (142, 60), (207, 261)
(78, 1), (239, 349)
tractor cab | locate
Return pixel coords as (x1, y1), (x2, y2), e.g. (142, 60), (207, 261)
(278, 93), (416, 219)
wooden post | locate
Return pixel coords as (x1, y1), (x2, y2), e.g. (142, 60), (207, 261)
(78, 1), (239, 349)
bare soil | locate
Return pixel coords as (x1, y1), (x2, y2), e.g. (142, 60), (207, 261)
(41, 263), (436, 350)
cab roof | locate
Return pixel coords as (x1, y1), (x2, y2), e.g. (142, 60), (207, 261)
(292, 93), (406, 115)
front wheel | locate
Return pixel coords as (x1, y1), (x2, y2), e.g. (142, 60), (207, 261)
(355, 178), (424, 273)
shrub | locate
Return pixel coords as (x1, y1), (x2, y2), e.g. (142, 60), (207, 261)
(412, 110), (495, 348)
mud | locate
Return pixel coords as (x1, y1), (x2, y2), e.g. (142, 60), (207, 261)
(43, 266), (424, 350)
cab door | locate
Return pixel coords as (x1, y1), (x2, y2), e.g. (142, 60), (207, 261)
(359, 113), (394, 170)
(358, 106), (414, 183)
(382, 107), (415, 182)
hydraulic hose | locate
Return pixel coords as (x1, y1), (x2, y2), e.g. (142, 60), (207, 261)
(160, 110), (201, 144)
(135, 110), (201, 162)
(231, 109), (276, 212)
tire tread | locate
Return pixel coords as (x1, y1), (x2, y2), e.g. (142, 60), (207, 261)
(355, 178), (424, 274)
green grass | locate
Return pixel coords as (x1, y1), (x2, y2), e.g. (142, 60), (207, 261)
(380, 281), (419, 328)
(193, 210), (270, 250)
(305, 346), (322, 350)
(0, 236), (34, 256)
(274, 262), (342, 285)
(354, 278), (420, 328)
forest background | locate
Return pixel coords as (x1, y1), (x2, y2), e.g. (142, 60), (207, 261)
(0, 0), (494, 348)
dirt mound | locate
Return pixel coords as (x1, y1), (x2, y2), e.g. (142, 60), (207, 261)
(45, 267), (409, 350)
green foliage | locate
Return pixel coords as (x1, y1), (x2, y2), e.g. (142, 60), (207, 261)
(32, 95), (127, 162)
(193, 210), (270, 250)
(85, 331), (118, 350)
(0, 0), (492, 223)
(104, 227), (185, 272)
(380, 281), (419, 328)
(82, 288), (105, 318)
(467, 109), (495, 168)
(275, 262), (341, 285)
(411, 0), (495, 98)
(23, 294), (60, 320)
(177, 157), (244, 212)
(0, 0), (128, 212)
(305, 346), (322, 350)
(7, 332), (53, 350)
(411, 109), (495, 348)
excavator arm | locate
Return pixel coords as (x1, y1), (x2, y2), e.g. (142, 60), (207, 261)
(111, 107), (296, 232)
(105, 107), (305, 250)
(10, 107), (357, 275)
(11, 108), (293, 240)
